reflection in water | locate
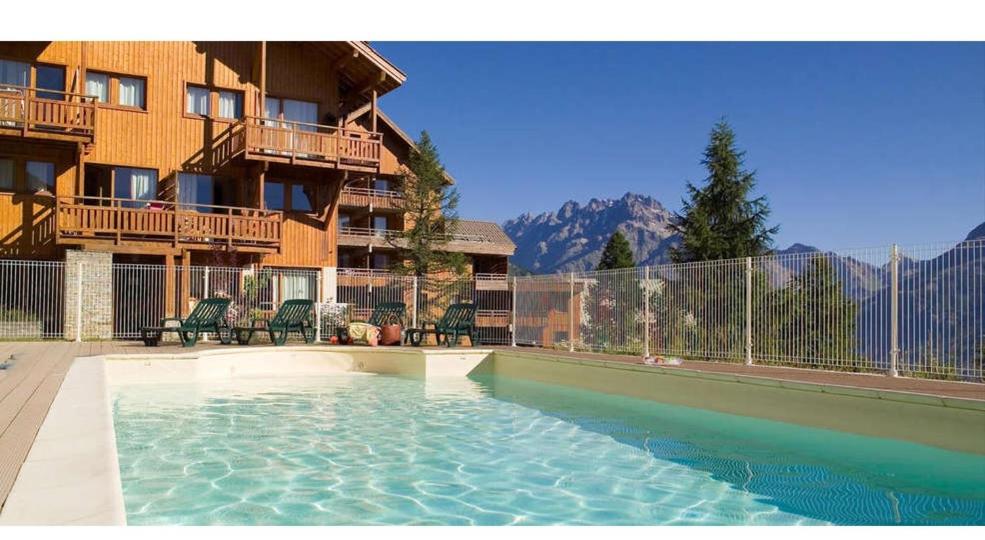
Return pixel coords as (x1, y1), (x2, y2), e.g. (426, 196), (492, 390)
(472, 374), (985, 525)
(112, 373), (984, 525)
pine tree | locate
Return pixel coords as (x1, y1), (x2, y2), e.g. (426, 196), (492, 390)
(597, 231), (635, 270)
(390, 131), (466, 277)
(671, 120), (779, 262)
(776, 257), (858, 368)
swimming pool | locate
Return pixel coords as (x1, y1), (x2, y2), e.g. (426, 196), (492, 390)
(110, 373), (985, 525)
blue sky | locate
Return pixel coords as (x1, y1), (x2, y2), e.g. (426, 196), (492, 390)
(373, 42), (985, 250)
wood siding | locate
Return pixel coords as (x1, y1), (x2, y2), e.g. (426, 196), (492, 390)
(0, 41), (370, 268)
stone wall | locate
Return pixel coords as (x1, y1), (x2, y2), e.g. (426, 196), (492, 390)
(63, 250), (113, 340)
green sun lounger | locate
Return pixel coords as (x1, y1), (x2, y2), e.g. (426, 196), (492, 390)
(366, 302), (406, 327)
(141, 297), (232, 347)
(233, 299), (315, 346)
(404, 303), (478, 347)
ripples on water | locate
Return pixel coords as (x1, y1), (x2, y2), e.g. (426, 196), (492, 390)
(111, 374), (985, 525)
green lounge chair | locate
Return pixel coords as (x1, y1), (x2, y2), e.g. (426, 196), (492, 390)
(404, 303), (478, 347)
(141, 297), (232, 347)
(233, 299), (314, 346)
(366, 302), (406, 327)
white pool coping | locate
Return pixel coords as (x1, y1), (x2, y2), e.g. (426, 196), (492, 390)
(0, 346), (493, 525)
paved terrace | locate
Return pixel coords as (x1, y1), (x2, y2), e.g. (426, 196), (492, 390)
(1, 341), (983, 511)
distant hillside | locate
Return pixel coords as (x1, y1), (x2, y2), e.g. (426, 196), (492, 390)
(502, 193), (681, 274)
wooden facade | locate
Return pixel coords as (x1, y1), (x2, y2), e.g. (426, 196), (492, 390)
(0, 41), (403, 269)
(0, 39), (513, 319)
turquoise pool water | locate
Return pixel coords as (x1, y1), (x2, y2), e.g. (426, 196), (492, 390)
(111, 374), (985, 525)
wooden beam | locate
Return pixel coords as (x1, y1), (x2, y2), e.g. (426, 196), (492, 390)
(370, 89), (378, 132)
(180, 251), (191, 317)
(164, 255), (176, 318)
(343, 101), (371, 125)
(354, 71), (386, 99)
(333, 50), (359, 72)
(258, 41), (267, 118)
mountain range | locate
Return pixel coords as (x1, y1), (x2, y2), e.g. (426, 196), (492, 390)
(503, 193), (680, 274)
(503, 192), (985, 275)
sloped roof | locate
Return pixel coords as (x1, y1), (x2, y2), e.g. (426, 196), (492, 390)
(449, 220), (516, 256)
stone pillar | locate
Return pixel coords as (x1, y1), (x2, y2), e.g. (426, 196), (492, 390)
(63, 250), (113, 341)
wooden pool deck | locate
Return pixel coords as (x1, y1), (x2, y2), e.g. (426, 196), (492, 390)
(0, 341), (982, 512)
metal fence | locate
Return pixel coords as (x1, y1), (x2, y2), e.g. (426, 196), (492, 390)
(512, 240), (984, 382)
(0, 260), (64, 339)
(0, 239), (981, 381)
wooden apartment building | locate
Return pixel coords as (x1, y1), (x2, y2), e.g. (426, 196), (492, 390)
(0, 41), (514, 315)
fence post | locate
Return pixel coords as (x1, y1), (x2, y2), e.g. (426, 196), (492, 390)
(568, 272), (575, 352)
(411, 275), (419, 329)
(315, 272), (322, 343)
(511, 275), (517, 347)
(75, 259), (83, 343)
(202, 267), (211, 342)
(889, 244), (900, 377)
(643, 266), (650, 358)
(745, 256), (753, 366)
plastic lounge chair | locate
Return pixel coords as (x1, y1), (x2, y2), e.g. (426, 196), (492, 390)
(140, 297), (232, 347)
(233, 299), (315, 346)
(404, 303), (478, 347)
(366, 302), (406, 327)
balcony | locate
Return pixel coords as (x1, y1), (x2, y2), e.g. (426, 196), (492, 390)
(233, 116), (382, 173)
(55, 196), (282, 254)
(475, 273), (510, 291)
(339, 186), (403, 211)
(0, 85), (97, 145)
(337, 226), (405, 249)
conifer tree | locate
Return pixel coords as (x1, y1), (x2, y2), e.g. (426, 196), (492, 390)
(390, 131), (466, 277)
(671, 120), (778, 262)
(597, 231), (635, 270)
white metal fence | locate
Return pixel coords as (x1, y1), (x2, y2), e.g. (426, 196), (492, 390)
(512, 240), (984, 382)
(0, 239), (981, 381)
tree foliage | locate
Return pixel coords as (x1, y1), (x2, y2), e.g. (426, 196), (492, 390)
(390, 131), (466, 277)
(597, 231), (635, 271)
(671, 120), (779, 262)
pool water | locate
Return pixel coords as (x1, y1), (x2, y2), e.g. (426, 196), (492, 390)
(111, 374), (985, 525)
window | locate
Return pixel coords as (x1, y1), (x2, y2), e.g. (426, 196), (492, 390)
(373, 178), (390, 192)
(217, 90), (243, 119)
(85, 72), (109, 103)
(35, 65), (65, 100)
(372, 253), (389, 270)
(0, 60), (29, 87)
(114, 167), (157, 207)
(118, 77), (145, 109)
(339, 213), (350, 229)
(373, 216), (388, 232)
(186, 85), (209, 116)
(26, 161), (54, 192)
(177, 173), (217, 211)
(0, 159), (13, 190)
(264, 182), (285, 211)
(291, 184), (313, 212)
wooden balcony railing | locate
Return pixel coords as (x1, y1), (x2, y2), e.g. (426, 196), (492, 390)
(55, 196), (282, 253)
(0, 85), (97, 143)
(234, 116), (382, 172)
(340, 186), (403, 210)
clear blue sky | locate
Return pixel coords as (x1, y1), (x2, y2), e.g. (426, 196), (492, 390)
(372, 42), (985, 250)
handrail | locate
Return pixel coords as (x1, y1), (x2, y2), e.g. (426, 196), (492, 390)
(57, 195), (283, 217)
(339, 226), (402, 238)
(341, 186), (402, 199)
(0, 84), (99, 103)
(243, 115), (382, 139)
(55, 196), (283, 249)
(338, 226), (491, 244)
(0, 85), (98, 141)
